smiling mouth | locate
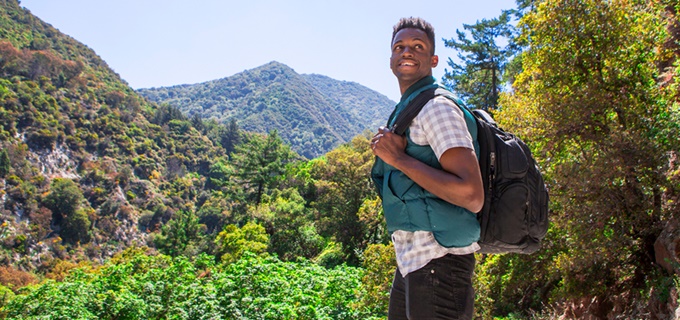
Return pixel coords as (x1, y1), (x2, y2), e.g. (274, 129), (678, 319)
(399, 61), (417, 67)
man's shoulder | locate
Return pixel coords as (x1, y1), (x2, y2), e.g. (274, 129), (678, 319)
(431, 87), (461, 106)
(429, 94), (457, 107)
(423, 90), (461, 114)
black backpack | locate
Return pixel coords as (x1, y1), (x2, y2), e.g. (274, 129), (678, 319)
(391, 87), (549, 254)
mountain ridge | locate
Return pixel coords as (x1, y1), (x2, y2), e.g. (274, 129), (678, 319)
(138, 61), (395, 158)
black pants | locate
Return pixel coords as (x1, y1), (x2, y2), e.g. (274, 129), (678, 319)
(388, 253), (475, 320)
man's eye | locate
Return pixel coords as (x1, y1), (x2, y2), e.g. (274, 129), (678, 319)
(415, 44), (423, 49)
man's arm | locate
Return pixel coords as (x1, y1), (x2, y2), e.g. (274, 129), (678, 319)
(372, 127), (484, 213)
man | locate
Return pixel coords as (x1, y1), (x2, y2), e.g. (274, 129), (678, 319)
(370, 17), (484, 319)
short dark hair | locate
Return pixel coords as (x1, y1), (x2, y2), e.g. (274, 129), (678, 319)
(392, 17), (436, 55)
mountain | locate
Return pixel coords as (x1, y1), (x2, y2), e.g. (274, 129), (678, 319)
(0, 0), (389, 271)
(138, 62), (395, 159)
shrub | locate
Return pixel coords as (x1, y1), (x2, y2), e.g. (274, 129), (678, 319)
(0, 266), (38, 293)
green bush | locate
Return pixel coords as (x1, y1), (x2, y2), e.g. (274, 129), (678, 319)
(2, 250), (383, 319)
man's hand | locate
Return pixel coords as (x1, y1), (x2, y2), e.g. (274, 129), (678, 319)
(371, 126), (483, 213)
(371, 126), (407, 166)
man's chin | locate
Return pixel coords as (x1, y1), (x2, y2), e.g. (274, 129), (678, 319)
(396, 73), (426, 82)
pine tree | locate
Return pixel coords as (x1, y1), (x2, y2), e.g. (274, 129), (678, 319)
(231, 130), (297, 204)
(221, 118), (241, 155)
(442, 11), (517, 111)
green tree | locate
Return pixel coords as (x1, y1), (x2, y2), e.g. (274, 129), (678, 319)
(43, 178), (85, 227)
(190, 112), (205, 133)
(442, 10), (517, 110)
(214, 221), (269, 264)
(153, 210), (206, 257)
(312, 134), (376, 265)
(60, 208), (92, 245)
(220, 117), (241, 155)
(204, 158), (233, 191)
(493, 0), (678, 316)
(357, 196), (388, 245)
(249, 188), (324, 261)
(151, 103), (186, 125)
(357, 243), (395, 316)
(0, 148), (9, 177)
(231, 130), (298, 204)
(196, 191), (234, 234)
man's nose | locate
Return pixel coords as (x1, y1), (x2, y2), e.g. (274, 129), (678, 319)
(402, 46), (414, 56)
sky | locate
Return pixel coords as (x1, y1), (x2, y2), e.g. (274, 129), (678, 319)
(20, 0), (517, 102)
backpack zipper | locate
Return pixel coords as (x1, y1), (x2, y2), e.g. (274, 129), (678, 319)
(489, 151), (496, 190)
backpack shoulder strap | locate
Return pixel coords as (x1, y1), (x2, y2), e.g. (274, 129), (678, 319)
(390, 87), (437, 136)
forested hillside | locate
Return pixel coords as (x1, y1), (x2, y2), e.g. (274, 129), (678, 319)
(0, 0), (392, 317)
(1, 0), (680, 319)
(138, 62), (394, 159)
(301, 73), (395, 131)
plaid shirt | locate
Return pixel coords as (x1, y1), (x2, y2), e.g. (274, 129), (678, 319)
(393, 95), (480, 277)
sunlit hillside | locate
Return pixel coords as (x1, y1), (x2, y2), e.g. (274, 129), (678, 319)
(138, 61), (395, 159)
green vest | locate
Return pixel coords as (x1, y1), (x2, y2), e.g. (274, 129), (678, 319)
(371, 77), (480, 248)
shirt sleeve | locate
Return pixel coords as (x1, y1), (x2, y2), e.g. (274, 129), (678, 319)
(409, 95), (474, 160)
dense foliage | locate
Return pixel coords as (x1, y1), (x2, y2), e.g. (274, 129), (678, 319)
(478, 0), (680, 318)
(2, 248), (381, 319)
(441, 0), (680, 318)
(138, 63), (394, 159)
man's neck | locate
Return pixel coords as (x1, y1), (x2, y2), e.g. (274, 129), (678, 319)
(400, 76), (436, 101)
(399, 74), (435, 95)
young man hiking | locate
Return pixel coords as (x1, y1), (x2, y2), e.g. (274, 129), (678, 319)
(371, 17), (484, 319)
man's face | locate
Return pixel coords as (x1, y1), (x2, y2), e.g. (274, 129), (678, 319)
(390, 28), (438, 89)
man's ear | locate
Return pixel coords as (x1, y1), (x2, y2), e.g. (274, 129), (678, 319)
(431, 55), (439, 68)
